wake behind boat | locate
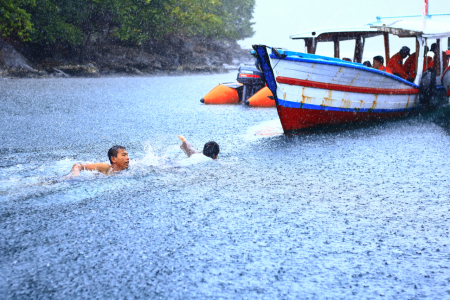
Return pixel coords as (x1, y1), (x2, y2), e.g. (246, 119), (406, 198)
(253, 3), (450, 132)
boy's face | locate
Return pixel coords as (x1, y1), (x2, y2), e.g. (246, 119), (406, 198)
(373, 59), (382, 69)
(111, 149), (129, 170)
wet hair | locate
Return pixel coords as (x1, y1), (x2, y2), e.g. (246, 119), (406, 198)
(363, 61), (372, 67)
(203, 141), (220, 159)
(373, 55), (384, 65)
(108, 145), (126, 164)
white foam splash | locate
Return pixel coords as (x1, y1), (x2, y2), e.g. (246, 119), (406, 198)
(137, 142), (164, 167)
(129, 141), (214, 172)
(244, 118), (284, 141)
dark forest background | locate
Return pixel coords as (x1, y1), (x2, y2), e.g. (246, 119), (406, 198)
(0, 0), (255, 76)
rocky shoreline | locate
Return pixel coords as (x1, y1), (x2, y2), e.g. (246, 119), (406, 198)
(0, 35), (254, 79)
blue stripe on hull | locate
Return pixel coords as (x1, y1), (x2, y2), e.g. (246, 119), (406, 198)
(278, 99), (420, 113)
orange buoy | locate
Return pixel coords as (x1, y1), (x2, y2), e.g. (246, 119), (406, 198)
(245, 87), (276, 107)
(200, 82), (242, 104)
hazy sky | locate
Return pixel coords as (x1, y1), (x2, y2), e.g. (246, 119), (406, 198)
(238, 0), (449, 61)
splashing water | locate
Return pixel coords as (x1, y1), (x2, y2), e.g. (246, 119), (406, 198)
(2, 75), (450, 299)
(244, 118), (284, 140)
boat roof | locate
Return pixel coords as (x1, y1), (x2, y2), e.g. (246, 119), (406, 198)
(368, 14), (450, 39)
(289, 14), (450, 41)
(289, 26), (381, 42)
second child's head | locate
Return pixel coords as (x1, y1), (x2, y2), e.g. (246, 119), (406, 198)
(203, 141), (220, 159)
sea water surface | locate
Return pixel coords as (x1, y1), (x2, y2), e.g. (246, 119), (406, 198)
(1, 74), (450, 299)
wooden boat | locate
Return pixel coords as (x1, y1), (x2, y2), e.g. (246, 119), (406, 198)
(253, 4), (450, 132)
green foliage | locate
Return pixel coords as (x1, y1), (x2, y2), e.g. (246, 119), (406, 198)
(112, 0), (169, 42)
(26, 0), (83, 44)
(0, 0), (35, 40)
(162, 0), (224, 38)
(217, 0), (255, 40)
(0, 0), (255, 44)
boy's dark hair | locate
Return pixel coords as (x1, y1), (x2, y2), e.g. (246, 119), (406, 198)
(108, 145), (126, 164)
(203, 141), (220, 159)
(373, 55), (384, 65)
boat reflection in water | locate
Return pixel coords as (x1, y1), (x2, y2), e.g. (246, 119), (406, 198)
(253, 11), (450, 133)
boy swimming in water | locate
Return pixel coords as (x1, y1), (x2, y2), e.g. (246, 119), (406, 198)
(70, 145), (129, 176)
(178, 135), (220, 159)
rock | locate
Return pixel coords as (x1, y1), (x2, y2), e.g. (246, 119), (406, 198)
(177, 64), (224, 74)
(3, 67), (46, 78)
(126, 67), (144, 75)
(55, 64), (100, 77)
(0, 37), (47, 78)
(52, 68), (70, 78)
(0, 37), (35, 70)
(95, 45), (171, 73)
(1, 34), (253, 78)
(37, 70), (48, 77)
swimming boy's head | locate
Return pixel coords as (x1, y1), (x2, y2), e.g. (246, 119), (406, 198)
(108, 145), (129, 169)
(203, 141), (220, 159)
(372, 56), (384, 69)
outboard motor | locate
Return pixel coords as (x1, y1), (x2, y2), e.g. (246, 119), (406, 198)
(236, 65), (265, 103)
(419, 69), (437, 108)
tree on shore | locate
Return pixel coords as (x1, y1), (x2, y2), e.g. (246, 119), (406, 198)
(0, 0), (35, 40)
(0, 0), (255, 62)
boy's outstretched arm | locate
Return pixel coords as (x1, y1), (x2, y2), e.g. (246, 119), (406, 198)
(178, 135), (201, 157)
(70, 163), (111, 176)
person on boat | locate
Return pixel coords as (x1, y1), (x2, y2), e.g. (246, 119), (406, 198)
(403, 46), (434, 81)
(70, 145), (129, 176)
(445, 50), (450, 70)
(178, 135), (220, 159)
(387, 46), (411, 81)
(430, 43), (449, 70)
(363, 61), (372, 67)
(342, 58), (352, 62)
(372, 56), (393, 74)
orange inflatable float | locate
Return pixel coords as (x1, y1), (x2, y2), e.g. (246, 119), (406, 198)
(200, 65), (275, 107)
(200, 82), (242, 104)
(245, 87), (275, 107)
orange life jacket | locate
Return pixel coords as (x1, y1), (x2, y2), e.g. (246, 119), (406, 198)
(378, 65), (393, 74)
(387, 52), (408, 79)
(403, 53), (434, 80)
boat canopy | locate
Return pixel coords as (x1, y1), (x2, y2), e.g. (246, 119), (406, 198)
(368, 14), (450, 39)
(289, 14), (450, 41)
(289, 26), (381, 42)
(286, 12), (450, 81)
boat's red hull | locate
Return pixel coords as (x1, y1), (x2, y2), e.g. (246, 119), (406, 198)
(277, 105), (412, 132)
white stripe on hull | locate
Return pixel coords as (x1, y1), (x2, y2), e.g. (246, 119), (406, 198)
(272, 58), (414, 89)
(277, 84), (418, 111)
(270, 58), (419, 111)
